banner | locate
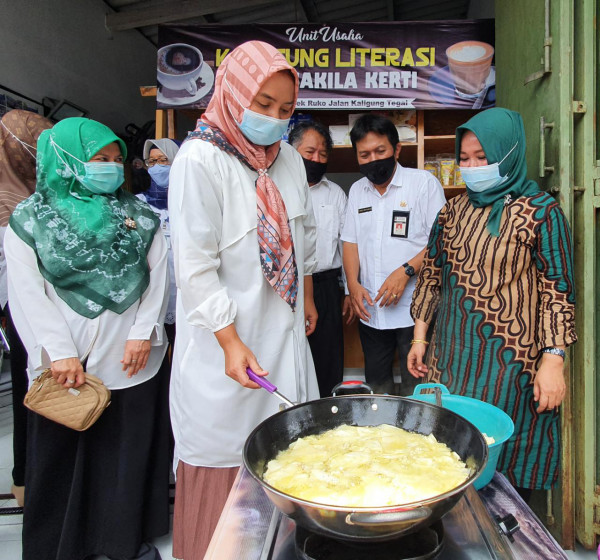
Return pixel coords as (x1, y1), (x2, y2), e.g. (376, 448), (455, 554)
(157, 21), (495, 111)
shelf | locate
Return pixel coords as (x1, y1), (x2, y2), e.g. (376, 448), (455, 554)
(443, 186), (465, 200)
(424, 137), (457, 158)
(424, 135), (455, 140)
(332, 142), (418, 149)
(423, 109), (477, 136)
(149, 106), (479, 178)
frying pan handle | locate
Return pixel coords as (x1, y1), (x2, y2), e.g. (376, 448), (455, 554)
(246, 368), (276, 393)
(413, 383), (450, 396)
(345, 506), (432, 526)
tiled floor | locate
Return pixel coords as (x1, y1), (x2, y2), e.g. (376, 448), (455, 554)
(0, 358), (177, 560)
(0, 364), (597, 559)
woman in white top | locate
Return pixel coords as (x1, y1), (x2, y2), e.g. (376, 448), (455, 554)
(139, 138), (180, 333)
(5, 117), (170, 560)
(168, 40), (319, 559)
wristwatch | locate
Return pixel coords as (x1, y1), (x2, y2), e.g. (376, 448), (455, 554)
(542, 347), (566, 359)
(402, 262), (415, 277)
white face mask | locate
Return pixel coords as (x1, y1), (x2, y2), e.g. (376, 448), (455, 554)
(1, 120), (37, 159)
(460, 142), (518, 193)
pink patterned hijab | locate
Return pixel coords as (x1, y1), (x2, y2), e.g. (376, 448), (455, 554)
(196, 41), (300, 311)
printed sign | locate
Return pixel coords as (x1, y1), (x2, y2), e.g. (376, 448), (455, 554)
(157, 21), (495, 110)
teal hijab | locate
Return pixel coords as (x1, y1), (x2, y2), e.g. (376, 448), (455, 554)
(455, 108), (539, 236)
(10, 117), (160, 318)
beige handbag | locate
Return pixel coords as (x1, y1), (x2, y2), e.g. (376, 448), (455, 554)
(23, 369), (111, 431)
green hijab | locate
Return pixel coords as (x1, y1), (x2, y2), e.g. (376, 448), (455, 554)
(455, 108), (539, 236)
(10, 117), (160, 318)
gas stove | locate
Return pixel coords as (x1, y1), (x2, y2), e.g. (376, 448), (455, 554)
(205, 468), (569, 560)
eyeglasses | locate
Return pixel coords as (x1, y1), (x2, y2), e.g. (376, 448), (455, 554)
(144, 157), (169, 167)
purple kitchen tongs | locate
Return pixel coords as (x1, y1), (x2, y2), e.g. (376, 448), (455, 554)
(246, 367), (295, 408)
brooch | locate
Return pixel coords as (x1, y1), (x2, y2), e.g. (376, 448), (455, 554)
(124, 217), (137, 230)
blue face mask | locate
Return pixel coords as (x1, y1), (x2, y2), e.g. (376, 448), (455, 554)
(148, 164), (171, 188)
(225, 74), (290, 146)
(80, 162), (125, 194)
(460, 142), (518, 193)
(238, 109), (290, 146)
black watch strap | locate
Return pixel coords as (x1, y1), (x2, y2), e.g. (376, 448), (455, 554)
(402, 262), (415, 277)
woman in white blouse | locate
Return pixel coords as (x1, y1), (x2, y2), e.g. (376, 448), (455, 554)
(168, 40), (319, 559)
(5, 117), (170, 560)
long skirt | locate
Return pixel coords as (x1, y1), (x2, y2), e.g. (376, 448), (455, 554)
(172, 463), (239, 560)
(22, 364), (171, 560)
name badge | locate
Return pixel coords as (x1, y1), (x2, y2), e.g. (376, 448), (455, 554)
(358, 206), (372, 214)
(391, 210), (410, 238)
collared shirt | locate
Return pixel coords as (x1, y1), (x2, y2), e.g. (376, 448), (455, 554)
(309, 176), (347, 273)
(341, 164), (445, 329)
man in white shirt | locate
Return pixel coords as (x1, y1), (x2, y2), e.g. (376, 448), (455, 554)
(342, 114), (446, 396)
(289, 121), (352, 397)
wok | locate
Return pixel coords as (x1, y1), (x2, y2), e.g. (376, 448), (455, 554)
(243, 394), (488, 542)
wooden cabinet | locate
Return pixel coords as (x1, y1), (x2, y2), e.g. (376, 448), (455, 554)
(148, 95), (477, 198)
(295, 108), (477, 200)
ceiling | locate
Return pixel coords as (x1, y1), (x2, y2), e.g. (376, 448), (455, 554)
(103, 0), (473, 45)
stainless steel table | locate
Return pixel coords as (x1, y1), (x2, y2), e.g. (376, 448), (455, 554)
(206, 468), (568, 559)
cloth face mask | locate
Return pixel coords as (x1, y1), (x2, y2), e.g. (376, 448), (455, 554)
(50, 139), (124, 195)
(460, 142), (518, 193)
(81, 162), (125, 194)
(359, 155), (397, 185)
(225, 75), (290, 146)
(302, 157), (327, 184)
(148, 164), (171, 188)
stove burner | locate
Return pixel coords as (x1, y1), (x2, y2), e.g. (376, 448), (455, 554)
(294, 521), (445, 560)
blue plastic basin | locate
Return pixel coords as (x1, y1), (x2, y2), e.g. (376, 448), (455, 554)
(409, 383), (514, 489)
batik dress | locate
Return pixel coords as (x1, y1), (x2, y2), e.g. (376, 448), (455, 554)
(411, 191), (576, 489)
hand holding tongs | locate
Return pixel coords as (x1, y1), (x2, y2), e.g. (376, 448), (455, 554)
(246, 367), (295, 408)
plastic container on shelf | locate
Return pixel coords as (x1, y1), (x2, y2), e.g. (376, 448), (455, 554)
(454, 166), (466, 186)
(424, 159), (441, 181)
(438, 156), (455, 187)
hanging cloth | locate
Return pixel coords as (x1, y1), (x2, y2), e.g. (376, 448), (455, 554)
(0, 109), (53, 226)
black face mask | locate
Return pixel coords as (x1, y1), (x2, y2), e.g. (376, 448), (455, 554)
(359, 155), (397, 185)
(302, 157), (328, 184)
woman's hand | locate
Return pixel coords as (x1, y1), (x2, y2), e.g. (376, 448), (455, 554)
(121, 339), (151, 378)
(407, 343), (428, 378)
(534, 354), (566, 412)
(375, 268), (409, 308)
(51, 357), (85, 388)
(214, 324), (268, 388)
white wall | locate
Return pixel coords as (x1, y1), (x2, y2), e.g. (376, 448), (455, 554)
(0, 0), (157, 134)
